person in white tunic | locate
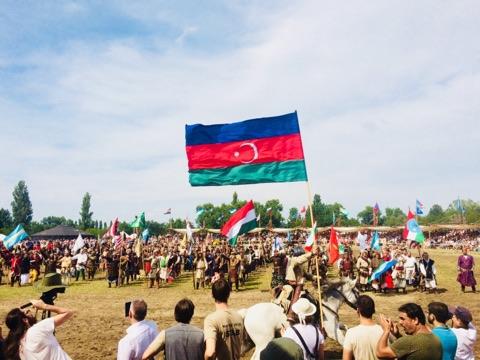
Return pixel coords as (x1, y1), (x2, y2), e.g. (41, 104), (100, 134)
(4, 299), (74, 360)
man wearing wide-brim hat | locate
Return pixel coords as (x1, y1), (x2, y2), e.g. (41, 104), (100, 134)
(34, 272), (66, 294)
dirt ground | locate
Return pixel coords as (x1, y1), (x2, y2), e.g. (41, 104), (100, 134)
(0, 249), (478, 359)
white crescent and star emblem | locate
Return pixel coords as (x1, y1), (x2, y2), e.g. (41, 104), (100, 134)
(233, 142), (259, 164)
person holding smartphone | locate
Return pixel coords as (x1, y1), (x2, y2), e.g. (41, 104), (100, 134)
(3, 299), (74, 359)
(118, 299), (158, 360)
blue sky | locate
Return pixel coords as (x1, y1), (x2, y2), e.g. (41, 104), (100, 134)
(0, 1), (479, 223)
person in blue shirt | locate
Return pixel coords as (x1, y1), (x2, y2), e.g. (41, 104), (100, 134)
(428, 302), (458, 360)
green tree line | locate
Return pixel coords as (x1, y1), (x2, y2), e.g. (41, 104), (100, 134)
(1, 181), (479, 237)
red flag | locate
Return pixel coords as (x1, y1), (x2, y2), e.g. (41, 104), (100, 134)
(328, 226), (340, 264)
(107, 217), (119, 237)
(103, 218), (117, 239)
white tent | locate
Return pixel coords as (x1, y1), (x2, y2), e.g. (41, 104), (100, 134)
(0, 233), (5, 241)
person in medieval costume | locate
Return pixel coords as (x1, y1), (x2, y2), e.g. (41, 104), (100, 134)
(380, 249), (394, 292)
(403, 250), (417, 287)
(419, 252), (437, 293)
(86, 248), (97, 280)
(228, 251), (241, 291)
(159, 250), (169, 286)
(370, 251), (382, 292)
(148, 250), (160, 289)
(270, 248), (287, 290)
(119, 251), (129, 287)
(457, 246), (476, 293)
(356, 251), (371, 291)
(195, 251), (207, 290)
(392, 258), (407, 293)
(338, 252), (355, 280)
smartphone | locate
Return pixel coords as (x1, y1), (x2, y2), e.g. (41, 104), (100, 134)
(124, 301), (131, 318)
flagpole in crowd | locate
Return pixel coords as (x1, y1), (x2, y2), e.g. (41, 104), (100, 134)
(306, 181), (325, 328)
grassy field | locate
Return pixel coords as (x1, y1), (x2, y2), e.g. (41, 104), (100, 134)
(0, 249), (478, 359)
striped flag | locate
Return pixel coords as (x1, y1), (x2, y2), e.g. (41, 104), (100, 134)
(2, 224), (28, 250)
(304, 222), (316, 252)
(221, 200), (257, 246)
(369, 259), (397, 282)
(186, 112), (308, 186)
(113, 235), (123, 249)
(403, 210), (425, 244)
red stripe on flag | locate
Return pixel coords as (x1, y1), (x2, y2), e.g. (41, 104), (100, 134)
(186, 134), (304, 170)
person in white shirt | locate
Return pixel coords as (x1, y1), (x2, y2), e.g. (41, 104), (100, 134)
(403, 251), (417, 286)
(343, 295), (384, 360)
(449, 305), (477, 360)
(72, 248), (88, 281)
(118, 299), (158, 360)
(4, 299), (74, 360)
(283, 298), (325, 360)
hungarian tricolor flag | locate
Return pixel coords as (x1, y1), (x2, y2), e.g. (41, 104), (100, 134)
(304, 222), (316, 252)
(185, 112), (308, 186)
(403, 210), (425, 243)
(328, 226), (340, 264)
(221, 200), (257, 246)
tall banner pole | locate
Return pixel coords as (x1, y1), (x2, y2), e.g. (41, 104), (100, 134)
(306, 181), (324, 328)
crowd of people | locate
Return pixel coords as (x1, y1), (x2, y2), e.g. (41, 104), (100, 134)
(0, 228), (478, 359)
(0, 277), (477, 359)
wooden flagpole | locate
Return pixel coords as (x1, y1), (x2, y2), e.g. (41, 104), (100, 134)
(306, 182), (324, 328)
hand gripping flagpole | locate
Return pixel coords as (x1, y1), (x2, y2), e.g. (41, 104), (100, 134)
(306, 181), (324, 329)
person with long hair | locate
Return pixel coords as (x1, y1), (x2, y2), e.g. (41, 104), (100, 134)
(4, 299), (74, 360)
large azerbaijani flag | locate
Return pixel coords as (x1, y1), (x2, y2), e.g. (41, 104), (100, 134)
(185, 112), (308, 186)
(403, 210), (425, 244)
(221, 200), (257, 246)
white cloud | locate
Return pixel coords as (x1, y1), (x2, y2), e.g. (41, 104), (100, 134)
(0, 1), (479, 222)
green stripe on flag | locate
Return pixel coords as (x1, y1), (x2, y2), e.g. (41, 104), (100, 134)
(229, 219), (257, 246)
(189, 160), (307, 186)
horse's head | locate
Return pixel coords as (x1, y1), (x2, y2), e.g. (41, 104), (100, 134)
(339, 277), (359, 309)
(323, 278), (359, 310)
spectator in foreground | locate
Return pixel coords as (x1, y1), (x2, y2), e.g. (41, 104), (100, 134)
(260, 337), (304, 360)
(142, 298), (204, 360)
(449, 306), (477, 360)
(118, 299), (158, 360)
(283, 298), (324, 360)
(4, 299), (74, 359)
(204, 278), (244, 360)
(427, 302), (457, 360)
(342, 295), (383, 360)
(376, 302), (442, 360)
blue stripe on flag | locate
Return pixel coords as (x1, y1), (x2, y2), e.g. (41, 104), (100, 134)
(185, 112), (300, 146)
(369, 259), (397, 282)
(3, 224), (28, 250)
